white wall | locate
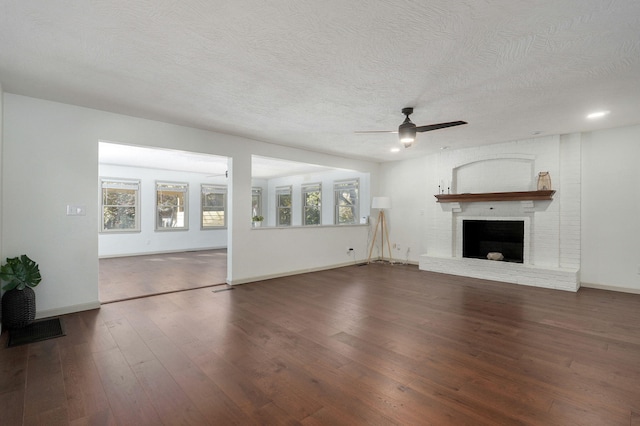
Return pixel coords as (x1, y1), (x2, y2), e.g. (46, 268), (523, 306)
(581, 124), (640, 292)
(3, 95), (101, 317)
(98, 164), (228, 257)
(2, 94), (378, 317)
(379, 155), (435, 263)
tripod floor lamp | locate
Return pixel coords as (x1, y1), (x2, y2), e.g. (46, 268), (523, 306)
(367, 196), (393, 263)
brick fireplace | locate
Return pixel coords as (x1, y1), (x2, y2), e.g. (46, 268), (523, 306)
(418, 135), (581, 291)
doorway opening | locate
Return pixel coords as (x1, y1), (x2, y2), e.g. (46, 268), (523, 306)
(98, 142), (230, 302)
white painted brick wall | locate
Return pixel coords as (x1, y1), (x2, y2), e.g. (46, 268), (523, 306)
(559, 133), (581, 269)
(421, 135), (580, 291)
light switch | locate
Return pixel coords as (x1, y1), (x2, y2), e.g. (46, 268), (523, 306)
(66, 204), (86, 216)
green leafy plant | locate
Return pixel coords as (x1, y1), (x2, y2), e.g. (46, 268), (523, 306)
(252, 215), (264, 222)
(0, 255), (42, 291)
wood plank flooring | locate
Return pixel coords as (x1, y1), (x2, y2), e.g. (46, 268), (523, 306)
(2, 263), (640, 425)
(99, 250), (227, 303)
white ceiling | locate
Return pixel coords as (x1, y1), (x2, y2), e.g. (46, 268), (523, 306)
(2, 1), (640, 163)
(99, 142), (336, 179)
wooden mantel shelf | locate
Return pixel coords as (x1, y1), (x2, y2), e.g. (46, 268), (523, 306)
(435, 190), (555, 203)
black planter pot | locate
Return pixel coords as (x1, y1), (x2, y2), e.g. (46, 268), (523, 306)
(2, 287), (36, 329)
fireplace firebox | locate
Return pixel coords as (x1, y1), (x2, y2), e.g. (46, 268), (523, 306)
(462, 220), (524, 263)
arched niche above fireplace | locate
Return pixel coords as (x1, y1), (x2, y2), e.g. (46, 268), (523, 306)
(454, 156), (535, 194)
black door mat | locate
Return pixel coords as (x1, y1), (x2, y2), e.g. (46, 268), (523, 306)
(7, 318), (65, 348)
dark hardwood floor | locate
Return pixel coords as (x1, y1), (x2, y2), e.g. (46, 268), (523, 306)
(2, 263), (640, 425)
(99, 250), (227, 303)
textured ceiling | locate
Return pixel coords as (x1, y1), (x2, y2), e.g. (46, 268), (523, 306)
(2, 1), (640, 162)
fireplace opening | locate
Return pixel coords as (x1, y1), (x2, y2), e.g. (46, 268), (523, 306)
(463, 220), (524, 263)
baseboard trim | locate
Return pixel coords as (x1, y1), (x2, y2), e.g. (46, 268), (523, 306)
(99, 246), (226, 259)
(227, 260), (369, 285)
(36, 301), (101, 320)
(580, 282), (640, 295)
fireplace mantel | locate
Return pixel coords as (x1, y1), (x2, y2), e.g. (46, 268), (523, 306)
(435, 190), (555, 203)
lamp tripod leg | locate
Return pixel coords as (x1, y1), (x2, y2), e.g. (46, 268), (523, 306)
(383, 211), (393, 264)
(367, 211), (382, 263)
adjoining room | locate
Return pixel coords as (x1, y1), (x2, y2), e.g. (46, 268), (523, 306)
(98, 142), (231, 301)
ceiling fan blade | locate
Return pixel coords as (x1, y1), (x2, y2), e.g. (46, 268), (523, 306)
(354, 130), (398, 134)
(415, 121), (467, 133)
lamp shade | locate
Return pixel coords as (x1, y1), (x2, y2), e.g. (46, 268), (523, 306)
(371, 196), (391, 209)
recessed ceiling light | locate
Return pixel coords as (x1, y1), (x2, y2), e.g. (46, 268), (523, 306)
(440, 146), (449, 150)
(532, 131), (542, 135)
(390, 147), (400, 153)
(587, 110), (610, 119)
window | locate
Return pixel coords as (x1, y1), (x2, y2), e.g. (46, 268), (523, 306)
(334, 179), (359, 225)
(156, 182), (188, 230)
(302, 183), (321, 226)
(101, 178), (140, 232)
(252, 187), (262, 219)
(201, 185), (226, 228)
(276, 186), (292, 226)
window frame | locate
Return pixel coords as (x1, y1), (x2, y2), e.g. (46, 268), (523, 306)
(302, 182), (322, 226)
(276, 185), (292, 227)
(100, 178), (141, 233)
(252, 187), (263, 220)
(334, 179), (359, 225)
(201, 184), (227, 229)
(156, 181), (189, 231)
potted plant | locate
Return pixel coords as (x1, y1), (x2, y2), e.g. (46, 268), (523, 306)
(1, 255), (42, 329)
(252, 215), (264, 227)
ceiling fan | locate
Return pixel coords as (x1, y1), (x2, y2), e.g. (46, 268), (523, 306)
(357, 107), (467, 148)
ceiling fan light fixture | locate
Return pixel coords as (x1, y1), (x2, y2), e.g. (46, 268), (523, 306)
(398, 109), (416, 148)
(399, 131), (415, 142)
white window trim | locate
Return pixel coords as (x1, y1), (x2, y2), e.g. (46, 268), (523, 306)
(302, 182), (322, 226)
(252, 187), (263, 219)
(156, 181), (189, 231)
(334, 178), (359, 225)
(276, 185), (292, 227)
(201, 184), (227, 229)
(100, 178), (140, 233)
